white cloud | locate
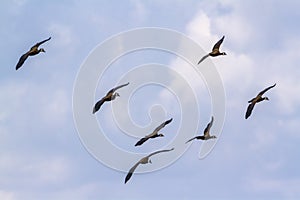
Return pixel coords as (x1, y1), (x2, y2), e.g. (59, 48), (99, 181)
(0, 153), (71, 185)
(186, 11), (212, 45)
(12, 0), (27, 7)
(47, 23), (77, 48)
(0, 81), (29, 120)
(0, 191), (15, 200)
(21, 157), (71, 183)
(41, 89), (69, 125)
(246, 177), (300, 198)
(130, 0), (148, 24)
(248, 129), (277, 151)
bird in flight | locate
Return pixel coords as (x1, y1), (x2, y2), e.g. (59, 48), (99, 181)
(245, 83), (276, 119)
(16, 37), (51, 70)
(124, 148), (174, 184)
(197, 36), (226, 64)
(92, 82), (129, 114)
(186, 116), (216, 143)
(135, 118), (173, 146)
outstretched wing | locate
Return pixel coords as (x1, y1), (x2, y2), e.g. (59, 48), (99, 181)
(197, 54), (209, 64)
(147, 148), (174, 158)
(92, 97), (107, 114)
(185, 137), (198, 144)
(203, 116), (214, 137)
(16, 52), (29, 70)
(107, 82), (129, 94)
(33, 37), (51, 48)
(134, 137), (149, 146)
(245, 102), (255, 119)
(153, 118), (173, 133)
(258, 83), (276, 96)
(124, 162), (140, 184)
(212, 36), (225, 52)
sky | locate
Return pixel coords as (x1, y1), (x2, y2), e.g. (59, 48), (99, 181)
(1, 0), (300, 199)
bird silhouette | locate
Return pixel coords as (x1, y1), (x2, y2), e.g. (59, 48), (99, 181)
(186, 116), (216, 143)
(135, 118), (173, 146)
(124, 148), (174, 184)
(16, 37), (51, 70)
(245, 83), (276, 119)
(197, 36), (226, 64)
(92, 82), (129, 114)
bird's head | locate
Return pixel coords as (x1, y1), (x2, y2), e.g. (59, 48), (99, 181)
(211, 135), (217, 139)
(149, 159), (152, 164)
(264, 97), (269, 101)
(115, 92), (120, 97)
(158, 134), (164, 137)
(222, 52), (227, 55)
(40, 48), (46, 53)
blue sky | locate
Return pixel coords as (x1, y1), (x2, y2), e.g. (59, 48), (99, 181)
(1, 0), (300, 199)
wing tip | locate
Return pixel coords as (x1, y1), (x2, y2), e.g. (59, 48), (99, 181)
(166, 118), (173, 123)
(245, 112), (250, 119)
(124, 176), (130, 184)
(92, 106), (98, 114)
(134, 141), (141, 146)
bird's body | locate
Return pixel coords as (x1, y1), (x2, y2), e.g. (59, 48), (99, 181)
(93, 82), (129, 114)
(245, 83), (276, 119)
(186, 116), (216, 143)
(198, 36), (226, 64)
(135, 118), (173, 146)
(16, 37), (51, 70)
(124, 148), (174, 184)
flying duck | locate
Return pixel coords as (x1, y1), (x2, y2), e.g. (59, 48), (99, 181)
(135, 118), (173, 146)
(16, 37), (51, 70)
(186, 116), (216, 143)
(197, 36), (226, 64)
(245, 83), (276, 119)
(124, 148), (174, 184)
(92, 82), (129, 114)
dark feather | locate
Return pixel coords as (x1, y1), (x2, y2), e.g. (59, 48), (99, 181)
(245, 102), (255, 119)
(108, 82), (129, 94)
(153, 118), (173, 133)
(124, 148), (174, 184)
(16, 53), (29, 70)
(34, 37), (51, 48)
(258, 83), (276, 96)
(124, 162), (139, 184)
(92, 98), (106, 114)
(203, 116), (214, 137)
(185, 137), (197, 144)
(212, 36), (225, 52)
(134, 137), (149, 146)
(147, 148), (174, 157)
(197, 54), (209, 64)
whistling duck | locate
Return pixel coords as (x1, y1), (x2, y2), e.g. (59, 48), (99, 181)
(124, 148), (174, 184)
(197, 36), (226, 64)
(135, 118), (173, 146)
(186, 116), (216, 143)
(16, 37), (51, 70)
(92, 82), (129, 114)
(245, 83), (276, 119)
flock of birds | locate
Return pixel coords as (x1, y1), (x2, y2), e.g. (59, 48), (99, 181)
(15, 35), (276, 184)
